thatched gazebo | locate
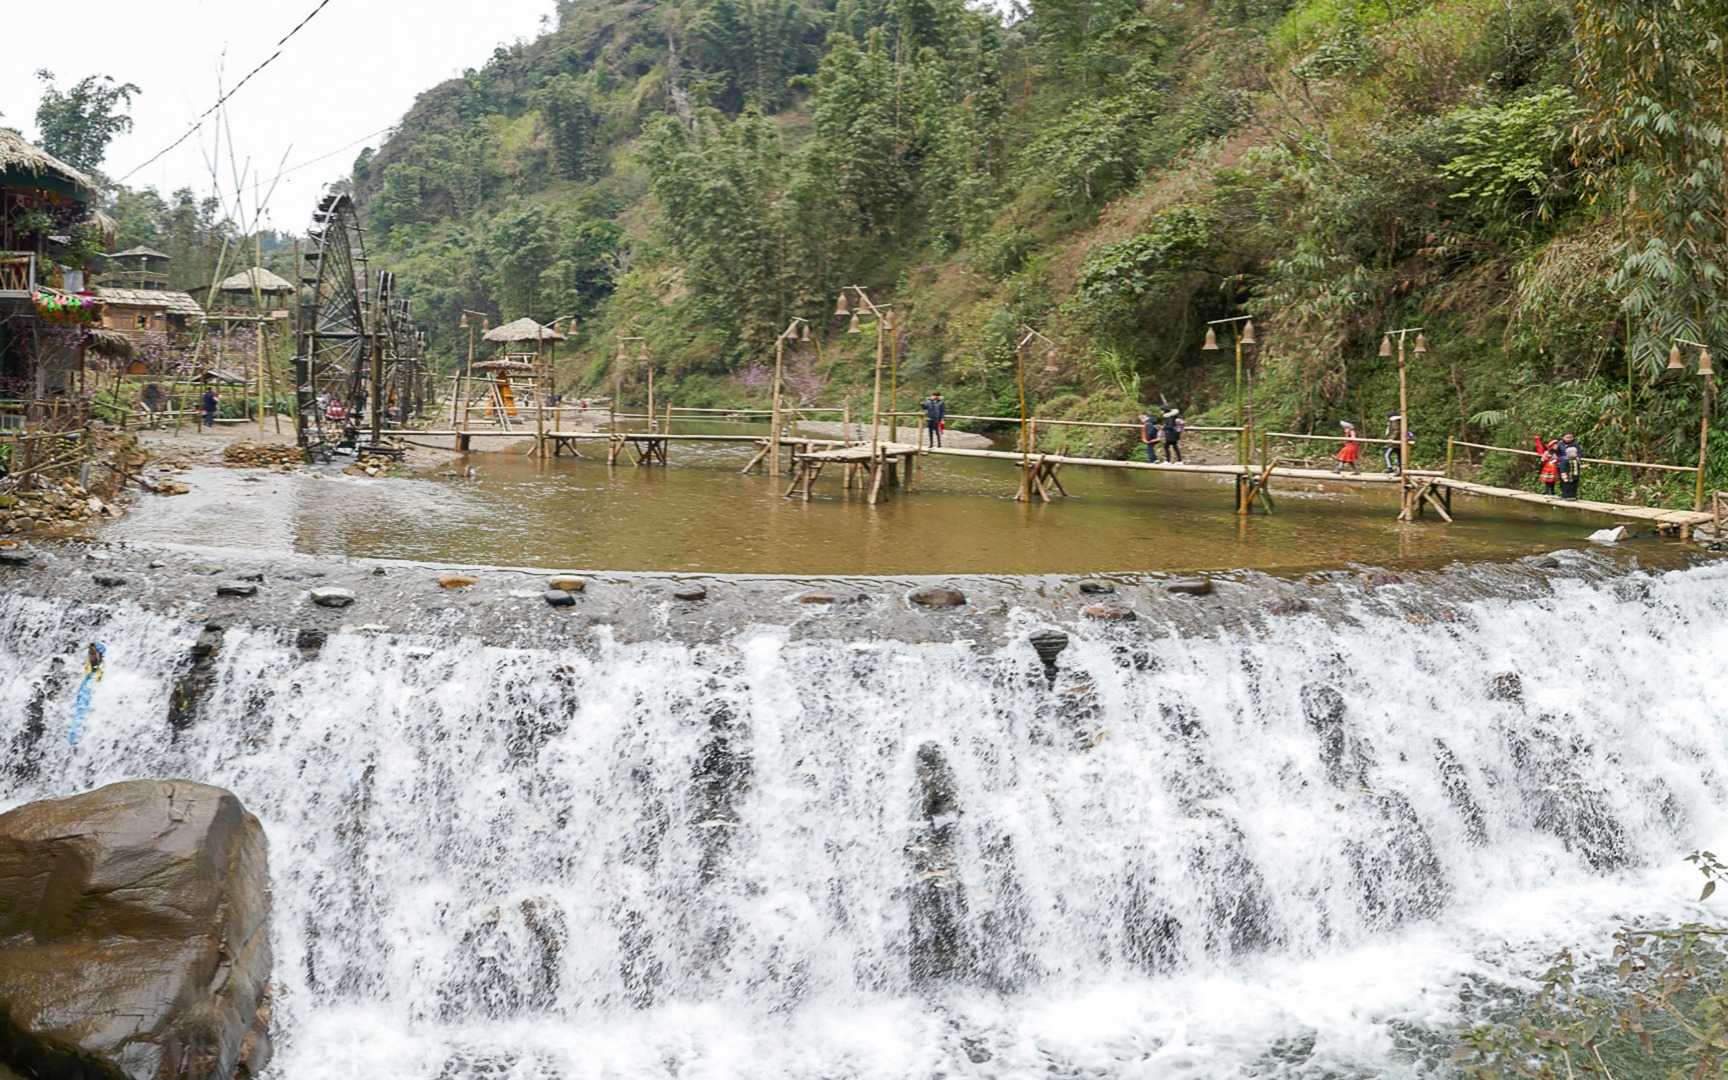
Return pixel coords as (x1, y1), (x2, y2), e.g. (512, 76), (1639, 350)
(468, 319), (566, 435)
(215, 267), (295, 297)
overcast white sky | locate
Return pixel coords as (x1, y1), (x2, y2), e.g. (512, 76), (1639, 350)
(2, 1), (559, 232)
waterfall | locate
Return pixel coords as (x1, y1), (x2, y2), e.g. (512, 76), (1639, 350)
(4, 564), (1728, 1079)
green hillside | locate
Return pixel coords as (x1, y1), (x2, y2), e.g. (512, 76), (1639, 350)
(350, 0), (1728, 499)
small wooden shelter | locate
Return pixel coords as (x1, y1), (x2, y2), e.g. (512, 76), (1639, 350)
(460, 318), (565, 435)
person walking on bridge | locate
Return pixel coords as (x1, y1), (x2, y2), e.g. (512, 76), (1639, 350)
(1160, 408), (1184, 463)
(920, 391), (947, 448)
(1139, 413), (1161, 464)
(1382, 414), (1413, 472)
(1333, 421), (1361, 474)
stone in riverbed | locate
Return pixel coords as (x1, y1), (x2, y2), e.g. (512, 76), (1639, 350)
(1527, 555), (1561, 569)
(673, 585), (709, 601)
(1078, 579), (1115, 594)
(93, 573), (127, 587)
(543, 589), (577, 608)
(0, 780), (272, 1080)
(0, 550), (35, 566)
(438, 573), (479, 589)
(797, 591), (839, 604)
(1082, 604), (1137, 620)
(547, 575), (587, 592)
(309, 587), (355, 608)
(216, 582), (258, 598)
(909, 586), (966, 608)
(1165, 577), (1214, 596)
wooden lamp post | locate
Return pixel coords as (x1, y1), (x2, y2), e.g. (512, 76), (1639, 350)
(835, 287), (893, 453)
(1380, 326), (1426, 521)
(770, 316), (809, 476)
(1202, 315), (1257, 466)
(1670, 338), (1715, 511)
(1016, 324), (1056, 502)
(455, 310), (488, 429)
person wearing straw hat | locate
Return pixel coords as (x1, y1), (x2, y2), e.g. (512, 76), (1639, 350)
(1333, 421), (1361, 474)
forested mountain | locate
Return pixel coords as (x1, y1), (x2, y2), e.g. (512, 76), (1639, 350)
(349, 0), (1728, 485)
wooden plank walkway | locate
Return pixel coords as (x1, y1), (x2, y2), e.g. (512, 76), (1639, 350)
(380, 422), (1709, 530)
(787, 442), (922, 503)
(1429, 477), (1711, 529)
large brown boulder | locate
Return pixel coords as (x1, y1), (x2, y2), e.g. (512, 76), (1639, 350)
(0, 781), (271, 1080)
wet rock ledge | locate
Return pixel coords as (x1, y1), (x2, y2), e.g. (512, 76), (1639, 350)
(0, 780), (271, 1080)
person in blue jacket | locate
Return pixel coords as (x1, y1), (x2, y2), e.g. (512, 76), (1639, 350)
(920, 391), (947, 447)
(1139, 413), (1160, 463)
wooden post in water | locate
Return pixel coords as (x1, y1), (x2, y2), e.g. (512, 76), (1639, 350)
(1445, 436), (1455, 479)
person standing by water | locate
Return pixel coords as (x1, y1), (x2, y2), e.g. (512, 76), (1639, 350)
(1558, 445), (1583, 500)
(1139, 413), (1160, 463)
(920, 391), (946, 448)
(1160, 408), (1184, 463)
(1534, 436), (1560, 496)
(201, 387), (219, 428)
(1333, 421), (1361, 474)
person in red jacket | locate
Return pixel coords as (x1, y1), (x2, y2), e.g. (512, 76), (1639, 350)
(1534, 435), (1559, 495)
(1333, 420), (1361, 474)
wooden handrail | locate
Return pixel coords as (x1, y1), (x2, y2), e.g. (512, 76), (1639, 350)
(1266, 431), (1402, 447)
(1450, 439), (1700, 475)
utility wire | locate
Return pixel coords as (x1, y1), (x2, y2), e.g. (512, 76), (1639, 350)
(117, 0), (337, 183)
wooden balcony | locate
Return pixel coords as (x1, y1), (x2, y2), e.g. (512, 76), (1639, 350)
(0, 252), (36, 297)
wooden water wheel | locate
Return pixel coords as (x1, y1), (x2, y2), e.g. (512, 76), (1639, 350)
(295, 193), (370, 449)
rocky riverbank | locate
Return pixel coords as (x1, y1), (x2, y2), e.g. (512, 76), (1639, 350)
(0, 780), (271, 1080)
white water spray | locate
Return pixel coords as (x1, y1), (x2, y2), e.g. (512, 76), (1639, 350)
(4, 565), (1728, 1078)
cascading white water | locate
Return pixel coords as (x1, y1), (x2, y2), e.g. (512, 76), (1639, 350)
(4, 565), (1728, 1078)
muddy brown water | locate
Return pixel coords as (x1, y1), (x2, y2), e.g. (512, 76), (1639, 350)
(107, 423), (1679, 576)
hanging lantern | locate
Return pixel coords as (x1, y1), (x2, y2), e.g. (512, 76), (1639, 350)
(1414, 332), (1428, 354)
(459, 313), (469, 329)
(481, 318), (489, 332)
(834, 293), (851, 317)
(1700, 349), (1715, 377)
(848, 314), (862, 334)
(1202, 327), (1219, 351)
(1240, 320), (1256, 347)
(616, 346), (628, 363)
(1669, 344), (1685, 370)
(1379, 335), (1394, 357)
(800, 323), (811, 342)
(639, 346), (650, 362)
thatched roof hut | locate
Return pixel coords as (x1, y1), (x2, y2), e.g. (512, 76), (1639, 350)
(483, 317), (566, 343)
(216, 267), (295, 295)
(84, 328), (135, 361)
(0, 128), (96, 201)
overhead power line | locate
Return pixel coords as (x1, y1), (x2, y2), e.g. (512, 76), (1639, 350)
(117, 0), (337, 183)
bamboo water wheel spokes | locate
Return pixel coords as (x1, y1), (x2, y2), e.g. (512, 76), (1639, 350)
(296, 193), (370, 449)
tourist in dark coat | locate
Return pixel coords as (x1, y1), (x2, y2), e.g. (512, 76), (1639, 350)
(1558, 445), (1583, 500)
(1140, 413), (1160, 463)
(920, 392), (947, 448)
(1160, 409), (1184, 463)
(201, 388), (218, 428)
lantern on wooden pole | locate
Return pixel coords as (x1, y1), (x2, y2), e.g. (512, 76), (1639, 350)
(1205, 314), (1260, 465)
(1016, 325), (1056, 501)
(1382, 325), (1425, 521)
(770, 316), (808, 477)
(837, 287), (892, 454)
(455, 310), (489, 428)
(1673, 337), (1715, 512)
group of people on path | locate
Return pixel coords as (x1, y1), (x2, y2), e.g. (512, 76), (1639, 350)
(1331, 414), (1414, 475)
(1138, 409), (1186, 463)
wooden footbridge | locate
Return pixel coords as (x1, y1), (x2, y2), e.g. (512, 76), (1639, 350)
(378, 405), (1718, 535)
